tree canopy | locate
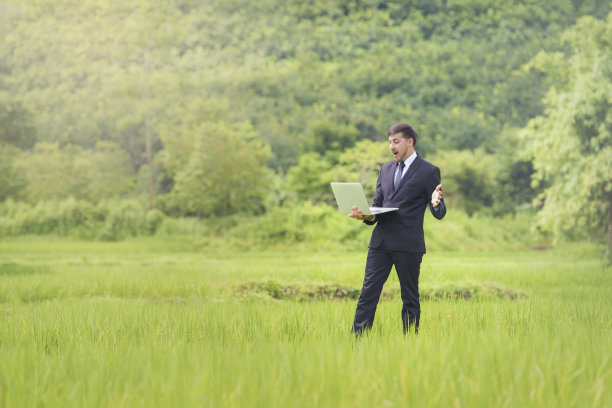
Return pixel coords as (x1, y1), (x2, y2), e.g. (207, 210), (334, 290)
(1, 0), (611, 247)
(521, 12), (612, 255)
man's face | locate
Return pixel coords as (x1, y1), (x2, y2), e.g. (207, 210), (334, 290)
(389, 133), (413, 162)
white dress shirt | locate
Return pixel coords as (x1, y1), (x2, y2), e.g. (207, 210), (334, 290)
(394, 151), (417, 181)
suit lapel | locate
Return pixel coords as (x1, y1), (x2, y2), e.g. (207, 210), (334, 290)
(384, 161), (395, 193)
(392, 156), (422, 198)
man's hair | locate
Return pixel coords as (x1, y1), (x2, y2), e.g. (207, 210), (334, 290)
(388, 123), (417, 146)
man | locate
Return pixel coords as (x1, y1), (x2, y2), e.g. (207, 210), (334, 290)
(349, 123), (446, 335)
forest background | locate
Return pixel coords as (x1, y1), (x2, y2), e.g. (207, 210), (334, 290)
(1, 0), (611, 258)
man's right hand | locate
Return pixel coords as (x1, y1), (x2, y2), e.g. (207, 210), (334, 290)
(349, 206), (374, 221)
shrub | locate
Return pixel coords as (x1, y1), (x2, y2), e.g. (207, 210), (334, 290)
(99, 200), (147, 241)
(0, 198), (542, 251)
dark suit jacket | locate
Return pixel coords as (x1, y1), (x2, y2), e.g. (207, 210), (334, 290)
(364, 155), (446, 253)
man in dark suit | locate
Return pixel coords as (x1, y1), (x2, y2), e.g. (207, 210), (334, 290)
(349, 123), (446, 335)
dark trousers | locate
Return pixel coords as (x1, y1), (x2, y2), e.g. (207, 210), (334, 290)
(353, 247), (423, 334)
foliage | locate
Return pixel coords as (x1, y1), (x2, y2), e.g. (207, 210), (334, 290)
(75, 141), (136, 202)
(13, 143), (77, 202)
(0, 198), (165, 240)
(285, 153), (335, 202)
(521, 12), (612, 251)
(14, 142), (134, 203)
(0, 197), (541, 252)
(0, 0), (610, 223)
(0, 198), (103, 237)
(193, 201), (541, 252)
(332, 139), (391, 198)
(0, 143), (27, 202)
(2, 0), (606, 168)
(159, 112), (273, 217)
(196, 202), (363, 251)
(286, 140), (389, 203)
(99, 200), (148, 241)
(431, 141), (537, 216)
(430, 149), (496, 216)
(0, 95), (36, 149)
(307, 120), (361, 156)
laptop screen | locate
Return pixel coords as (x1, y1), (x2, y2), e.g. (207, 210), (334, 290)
(330, 182), (372, 215)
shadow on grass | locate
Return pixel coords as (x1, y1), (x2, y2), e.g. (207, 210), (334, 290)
(0, 263), (51, 276)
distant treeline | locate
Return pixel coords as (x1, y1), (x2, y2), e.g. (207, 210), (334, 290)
(1, 0), (610, 248)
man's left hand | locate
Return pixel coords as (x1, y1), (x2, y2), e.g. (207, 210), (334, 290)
(349, 206), (374, 221)
(431, 184), (443, 208)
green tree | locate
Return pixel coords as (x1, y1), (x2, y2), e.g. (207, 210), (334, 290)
(285, 153), (334, 203)
(521, 13), (612, 261)
(3, 0), (611, 212)
(160, 114), (273, 217)
(331, 139), (390, 199)
(431, 149), (497, 217)
(73, 141), (135, 202)
(15, 143), (81, 202)
(286, 140), (389, 204)
(15, 142), (134, 203)
(308, 120), (361, 157)
(0, 143), (27, 201)
(0, 96), (37, 149)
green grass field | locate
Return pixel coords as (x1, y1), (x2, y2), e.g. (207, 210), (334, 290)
(0, 237), (610, 407)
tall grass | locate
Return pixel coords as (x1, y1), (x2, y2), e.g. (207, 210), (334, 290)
(0, 238), (609, 407)
(1, 298), (609, 407)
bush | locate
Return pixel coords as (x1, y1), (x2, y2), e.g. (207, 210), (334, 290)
(145, 209), (166, 235)
(203, 202), (370, 251)
(190, 202), (542, 252)
(4, 198), (105, 236)
(0, 198), (158, 240)
(0, 198), (543, 251)
(99, 200), (147, 241)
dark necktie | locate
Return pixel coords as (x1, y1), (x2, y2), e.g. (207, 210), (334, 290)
(394, 161), (405, 191)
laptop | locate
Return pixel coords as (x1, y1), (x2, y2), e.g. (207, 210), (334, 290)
(330, 182), (399, 215)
